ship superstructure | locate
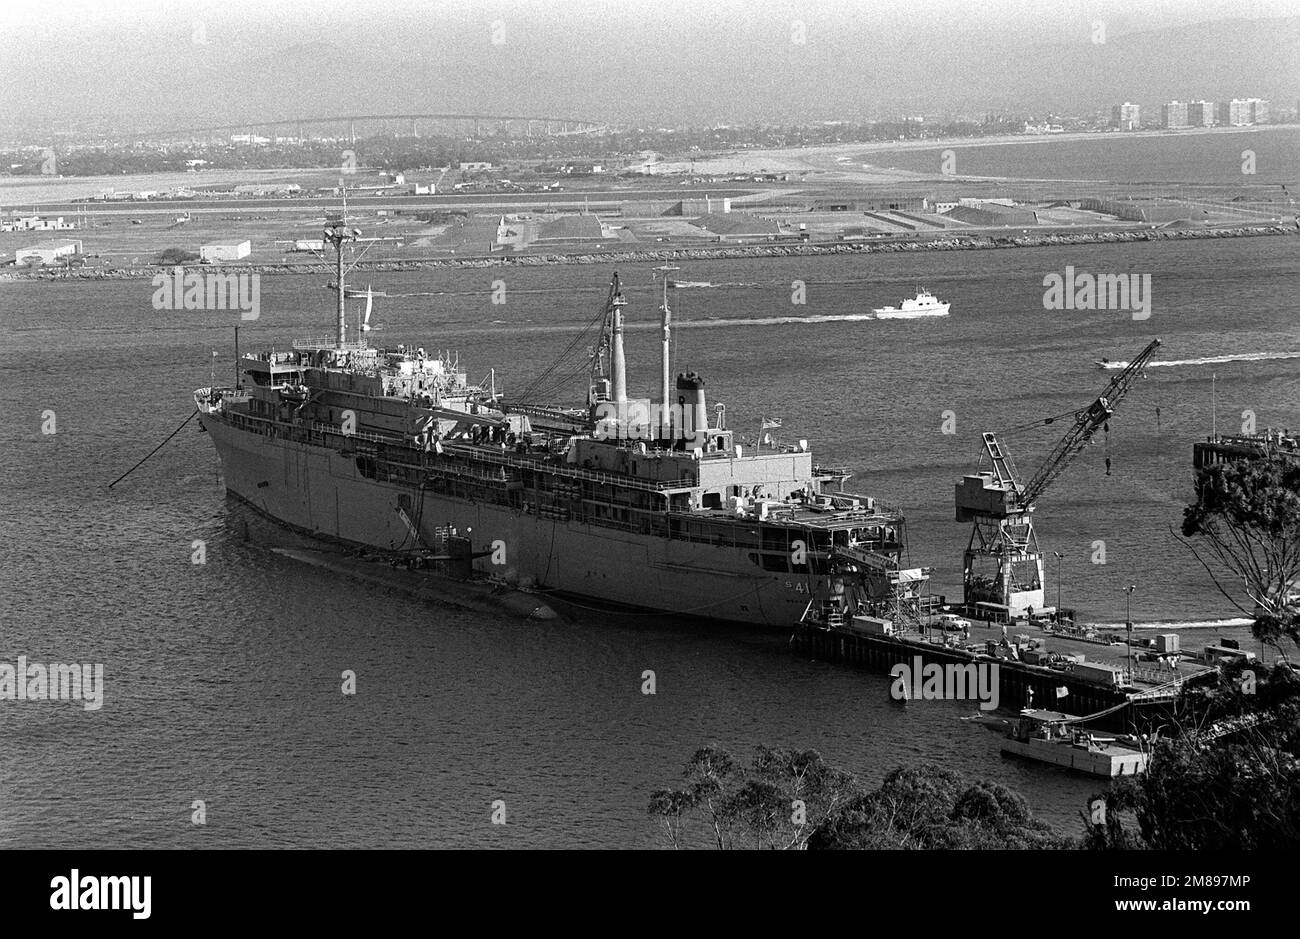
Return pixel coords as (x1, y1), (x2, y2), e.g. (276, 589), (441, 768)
(195, 218), (924, 628)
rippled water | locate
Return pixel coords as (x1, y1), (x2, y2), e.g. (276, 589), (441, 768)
(863, 126), (1300, 184)
(1, 235), (1296, 847)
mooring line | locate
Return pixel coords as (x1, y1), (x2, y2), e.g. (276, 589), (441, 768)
(107, 409), (199, 489)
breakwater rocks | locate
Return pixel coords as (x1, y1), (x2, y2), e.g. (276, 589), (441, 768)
(5, 224), (1296, 282)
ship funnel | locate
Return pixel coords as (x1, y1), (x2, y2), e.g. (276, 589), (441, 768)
(676, 372), (708, 449)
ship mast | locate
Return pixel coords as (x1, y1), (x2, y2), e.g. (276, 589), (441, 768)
(586, 273), (623, 407)
(654, 264), (679, 441)
(325, 186), (362, 348)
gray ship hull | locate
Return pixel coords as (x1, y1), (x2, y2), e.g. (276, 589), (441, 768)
(201, 415), (817, 628)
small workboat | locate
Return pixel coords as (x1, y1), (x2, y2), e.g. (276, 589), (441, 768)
(874, 289), (950, 319)
(1001, 709), (1148, 777)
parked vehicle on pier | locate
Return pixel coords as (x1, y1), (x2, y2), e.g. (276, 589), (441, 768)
(937, 613), (972, 632)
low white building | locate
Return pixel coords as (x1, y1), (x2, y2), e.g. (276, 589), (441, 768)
(958, 197), (1017, 208)
(681, 196), (731, 215)
(16, 240), (83, 265)
(200, 240), (252, 263)
(2, 215), (75, 232)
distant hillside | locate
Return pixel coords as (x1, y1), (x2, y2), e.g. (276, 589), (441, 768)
(8, 14), (1299, 128)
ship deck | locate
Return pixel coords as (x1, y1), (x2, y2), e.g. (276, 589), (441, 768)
(206, 395), (907, 537)
(692, 503), (902, 527)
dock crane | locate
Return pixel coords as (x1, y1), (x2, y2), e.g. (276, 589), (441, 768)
(954, 339), (1161, 620)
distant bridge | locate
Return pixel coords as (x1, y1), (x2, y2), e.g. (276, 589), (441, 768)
(116, 114), (609, 144)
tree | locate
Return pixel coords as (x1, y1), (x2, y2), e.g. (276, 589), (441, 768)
(809, 765), (1060, 849)
(650, 748), (1057, 849)
(648, 745), (860, 850)
(1082, 663), (1300, 849)
(1081, 705), (1300, 849)
(157, 247), (199, 265)
(1180, 454), (1300, 654)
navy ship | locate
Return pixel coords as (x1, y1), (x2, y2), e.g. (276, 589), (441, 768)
(195, 219), (928, 627)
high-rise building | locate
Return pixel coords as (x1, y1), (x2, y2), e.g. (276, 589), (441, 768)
(1187, 101), (1215, 126)
(1161, 101), (1189, 128)
(1217, 99), (1268, 126)
(1110, 102), (1141, 130)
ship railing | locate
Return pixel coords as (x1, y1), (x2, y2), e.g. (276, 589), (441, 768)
(795, 506), (904, 527)
(223, 410), (294, 441)
(438, 442), (695, 493)
(833, 543), (899, 571)
(502, 401), (589, 423)
(834, 490), (902, 514)
(309, 420), (400, 447)
(292, 337), (369, 351)
(222, 411), (405, 449)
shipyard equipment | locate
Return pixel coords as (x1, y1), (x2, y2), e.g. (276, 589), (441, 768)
(955, 339), (1161, 619)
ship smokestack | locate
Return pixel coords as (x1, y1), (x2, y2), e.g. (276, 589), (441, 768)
(676, 372), (708, 449)
(611, 293), (628, 406)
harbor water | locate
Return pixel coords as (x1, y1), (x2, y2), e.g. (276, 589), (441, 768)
(1, 235), (1296, 847)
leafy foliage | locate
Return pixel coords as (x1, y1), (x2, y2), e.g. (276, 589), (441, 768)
(809, 765), (1061, 849)
(648, 745), (860, 850)
(1181, 454), (1300, 652)
(156, 247), (199, 265)
(649, 748), (1058, 849)
(1083, 668), (1300, 849)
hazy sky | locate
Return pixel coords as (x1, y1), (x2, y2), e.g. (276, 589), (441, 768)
(2, 0), (1297, 128)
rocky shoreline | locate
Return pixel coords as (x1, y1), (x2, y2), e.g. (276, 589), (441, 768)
(4, 223), (1296, 281)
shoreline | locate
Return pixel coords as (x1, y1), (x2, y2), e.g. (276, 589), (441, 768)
(838, 122), (1296, 155)
(656, 124), (1300, 180)
(3, 224), (1296, 282)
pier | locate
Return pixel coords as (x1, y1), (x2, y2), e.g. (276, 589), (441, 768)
(790, 616), (1218, 732)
